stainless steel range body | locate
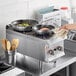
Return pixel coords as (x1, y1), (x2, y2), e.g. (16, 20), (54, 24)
(6, 25), (65, 62)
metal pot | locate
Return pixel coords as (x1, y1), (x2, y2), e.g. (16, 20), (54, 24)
(10, 19), (38, 32)
(32, 24), (55, 36)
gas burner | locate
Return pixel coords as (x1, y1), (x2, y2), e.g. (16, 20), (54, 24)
(6, 25), (55, 39)
(34, 34), (53, 39)
(25, 32), (54, 39)
(24, 31), (55, 39)
(6, 25), (65, 62)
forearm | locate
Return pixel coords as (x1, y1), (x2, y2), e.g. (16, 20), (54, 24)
(65, 24), (76, 30)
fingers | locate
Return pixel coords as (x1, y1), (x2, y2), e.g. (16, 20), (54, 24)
(59, 24), (71, 30)
(61, 24), (76, 30)
(59, 25), (67, 31)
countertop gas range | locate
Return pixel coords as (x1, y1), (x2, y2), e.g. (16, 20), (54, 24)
(6, 25), (65, 62)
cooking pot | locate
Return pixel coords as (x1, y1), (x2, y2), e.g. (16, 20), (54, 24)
(10, 19), (38, 32)
(32, 24), (55, 36)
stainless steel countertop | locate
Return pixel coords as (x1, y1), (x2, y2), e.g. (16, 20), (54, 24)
(40, 55), (76, 76)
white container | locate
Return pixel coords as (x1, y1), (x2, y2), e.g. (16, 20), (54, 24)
(60, 7), (71, 19)
(35, 7), (61, 27)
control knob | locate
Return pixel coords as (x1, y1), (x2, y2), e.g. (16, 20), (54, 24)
(56, 46), (62, 51)
(48, 49), (54, 55)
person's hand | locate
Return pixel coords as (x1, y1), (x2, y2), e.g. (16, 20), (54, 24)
(59, 25), (67, 30)
(59, 24), (76, 30)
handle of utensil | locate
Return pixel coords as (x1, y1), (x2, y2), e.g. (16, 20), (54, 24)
(8, 55), (12, 64)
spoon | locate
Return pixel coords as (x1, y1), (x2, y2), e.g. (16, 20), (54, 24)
(11, 39), (19, 50)
(7, 40), (11, 51)
(1, 39), (8, 51)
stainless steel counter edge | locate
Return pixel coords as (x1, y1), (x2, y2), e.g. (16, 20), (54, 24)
(40, 55), (76, 76)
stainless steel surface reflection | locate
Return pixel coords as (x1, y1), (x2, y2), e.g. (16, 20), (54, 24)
(16, 53), (56, 76)
(16, 53), (41, 75)
(14, 52), (76, 76)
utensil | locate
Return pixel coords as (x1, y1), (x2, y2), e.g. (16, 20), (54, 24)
(15, 39), (19, 49)
(11, 39), (19, 50)
(1, 39), (8, 51)
(7, 41), (11, 51)
(11, 19), (38, 32)
(1, 39), (6, 50)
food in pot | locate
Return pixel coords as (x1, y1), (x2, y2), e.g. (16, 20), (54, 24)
(11, 19), (38, 32)
(18, 23), (30, 27)
(40, 28), (49, 31)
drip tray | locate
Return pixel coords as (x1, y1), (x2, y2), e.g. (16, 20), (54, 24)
(0, 61), (13, 74)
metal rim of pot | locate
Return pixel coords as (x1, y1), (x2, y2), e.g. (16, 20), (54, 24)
(32, 24), (55, 36)
(10, 19), (38, 32)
